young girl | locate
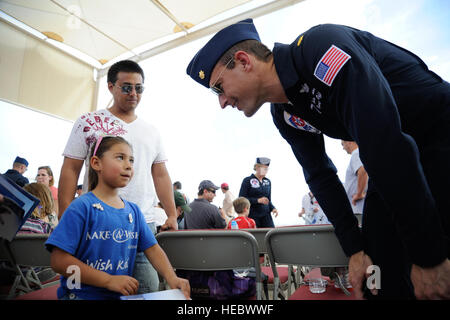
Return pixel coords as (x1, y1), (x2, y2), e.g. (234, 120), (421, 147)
(20, 183), (58, 233)
(45, 136), (190, 300)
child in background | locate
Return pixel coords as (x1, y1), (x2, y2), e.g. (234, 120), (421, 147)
(227, 197), (256, 229)
(45, 136), (190, 300)
(20, 183), (58, 233)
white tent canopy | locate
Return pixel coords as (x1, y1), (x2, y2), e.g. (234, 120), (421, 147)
(0, 0), (304, 120)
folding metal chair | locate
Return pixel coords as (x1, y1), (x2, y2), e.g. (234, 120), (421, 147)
(0, 233), (59, 299)
(156, 230), (262, 300)
(265, 225), (354, 300)
(242, 227), (298, 299)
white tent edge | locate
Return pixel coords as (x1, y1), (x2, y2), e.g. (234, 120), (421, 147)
(0, 0), (304, 120)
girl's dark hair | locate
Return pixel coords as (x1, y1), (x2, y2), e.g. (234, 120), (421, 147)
(107, 60), (145, 84)
(88, 136), (132, 191)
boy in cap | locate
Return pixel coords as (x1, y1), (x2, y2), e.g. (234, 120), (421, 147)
(186, 19), (450, 299)
(2, 156), (29, 187)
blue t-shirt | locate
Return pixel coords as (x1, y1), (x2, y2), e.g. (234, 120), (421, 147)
(45, 192), (157, 300)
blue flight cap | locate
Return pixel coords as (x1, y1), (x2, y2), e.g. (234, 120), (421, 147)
(186, 18), (260, 89)
(14, 156), (29, 167)
(256, 157), (270, 166)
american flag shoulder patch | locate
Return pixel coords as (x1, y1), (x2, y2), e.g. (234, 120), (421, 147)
(314, 45), (351, 86)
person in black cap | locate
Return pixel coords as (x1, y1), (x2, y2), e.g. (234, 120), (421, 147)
(238, 157), (278, 228)
(2, 156), (29, 187)
(186, 19), (450, 299)
(184, 180), (227, 229)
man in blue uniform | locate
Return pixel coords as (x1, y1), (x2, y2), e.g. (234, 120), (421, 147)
(2, 156), (29, 187)
(238, 157), (278, 227)
(186, 19), (450, 299)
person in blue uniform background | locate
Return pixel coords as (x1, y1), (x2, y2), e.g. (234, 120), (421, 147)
(186, 19), (450, 299)
(238, 157), (278, 228)
(2, 156), (29, 187)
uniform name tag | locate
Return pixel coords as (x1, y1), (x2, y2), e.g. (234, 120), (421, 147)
(314, 45), (351, 86)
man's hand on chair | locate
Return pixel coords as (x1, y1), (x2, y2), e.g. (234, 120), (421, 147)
(348, 250), (377, 299)
(160, 216), (178, 231)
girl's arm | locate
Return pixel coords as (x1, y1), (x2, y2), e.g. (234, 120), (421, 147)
(50, 247), (139, 296)
(144, 244), (190, 299)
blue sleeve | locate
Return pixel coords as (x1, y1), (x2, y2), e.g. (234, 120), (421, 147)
(239, 177), (258, 205)
(307, 25), (446, 266)
(271, 104), (363, 257)
(45, 199), (86, 255)
(267, 179), (275, 211)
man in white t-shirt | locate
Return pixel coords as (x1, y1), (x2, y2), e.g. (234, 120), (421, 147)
(58, 60), (178, 294)
(341, 140), (368, 223)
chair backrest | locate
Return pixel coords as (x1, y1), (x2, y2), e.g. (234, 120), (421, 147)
(240, 228), (272, 254)
(7, 233), (51, 267)
(265, 225), (348, 267)
(156, 230), (262, 299)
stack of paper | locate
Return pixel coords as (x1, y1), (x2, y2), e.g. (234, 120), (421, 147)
(120, 289), (188, 300)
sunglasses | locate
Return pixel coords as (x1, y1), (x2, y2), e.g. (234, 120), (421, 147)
(207, 189), (216, 194)
(115, 84), (145, 95)
(210, 57), (234, 96)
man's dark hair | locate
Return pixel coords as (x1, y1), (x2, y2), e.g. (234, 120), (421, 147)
(107, 60), (145, 84)
(219, 39), (272, 69)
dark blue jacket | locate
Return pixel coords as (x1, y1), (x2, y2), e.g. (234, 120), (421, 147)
(2, 170), (29, 187)
(239, 174), (275, 219)
(271, 24), (449, 266)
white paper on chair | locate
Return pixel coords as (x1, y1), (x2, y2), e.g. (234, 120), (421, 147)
(120, 289), (188, 300)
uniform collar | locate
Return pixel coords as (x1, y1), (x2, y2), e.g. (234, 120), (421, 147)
(273, 42), (300, 91)
(6, 169), (20, 175)
(251, 173), (266, 181)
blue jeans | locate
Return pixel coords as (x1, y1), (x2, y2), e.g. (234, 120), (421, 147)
(132, 222), (159, 294)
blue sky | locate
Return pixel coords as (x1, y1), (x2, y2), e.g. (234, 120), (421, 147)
(2, 0), (449, 226)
